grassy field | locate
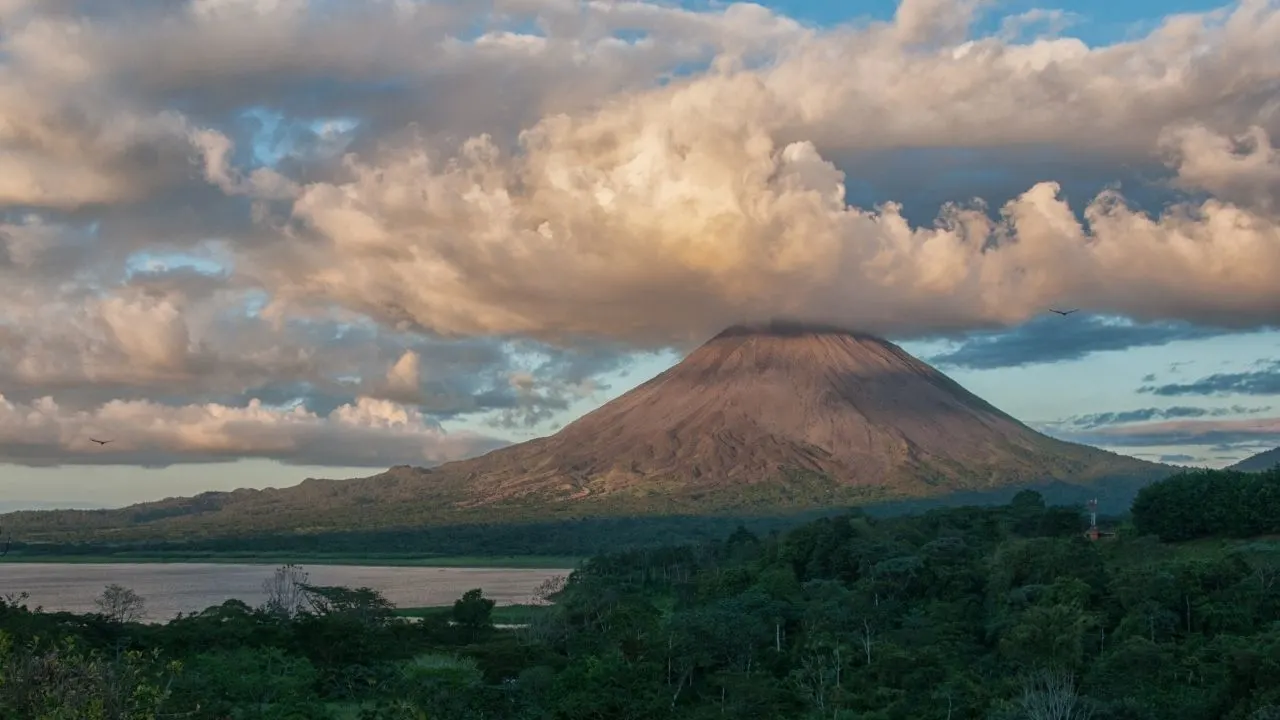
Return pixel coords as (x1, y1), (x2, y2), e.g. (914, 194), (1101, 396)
(0, 551), (580, 569)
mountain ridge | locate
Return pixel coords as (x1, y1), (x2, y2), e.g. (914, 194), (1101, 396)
(1229, 447), (1280, 472)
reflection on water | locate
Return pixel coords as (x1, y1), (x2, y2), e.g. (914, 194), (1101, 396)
(0, 563), (570, 621)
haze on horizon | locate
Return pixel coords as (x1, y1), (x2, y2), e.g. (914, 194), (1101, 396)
(2, 0), (1280, 509)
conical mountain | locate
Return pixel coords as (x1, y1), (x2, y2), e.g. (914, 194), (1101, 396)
(431, 320), (1166, 509)
(1, 321), (1171, 540)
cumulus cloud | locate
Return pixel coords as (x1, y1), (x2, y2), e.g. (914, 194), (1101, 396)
(5, 0), (1280, 465)
(1162, 124), (1280, 213)
(237, 0), (1280, 345)
(0, 394), (508, 468)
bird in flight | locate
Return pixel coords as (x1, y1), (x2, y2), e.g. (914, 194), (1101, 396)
(1049, 308), (1079, 316)
(89, 438), (112, 446)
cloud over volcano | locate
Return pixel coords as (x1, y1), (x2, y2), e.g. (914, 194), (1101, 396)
(3, 0), (1280, 466)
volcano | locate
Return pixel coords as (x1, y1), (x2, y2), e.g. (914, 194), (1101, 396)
(2, 321), (1172, 540)
(432, 320), (1166, 510)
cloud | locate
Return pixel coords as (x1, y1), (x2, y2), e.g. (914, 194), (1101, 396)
(5, 0), (1280, 466)
(1046, 404), (1272, 430)
(1161, 124), (1280, 213)
(1059, 416), (1280, 449)
(238, 1), (1280, 346)
(1140, 361), (1280, 396)
(1036, 403), (1277, 458)
(0, 266), (624, 424)
(927, 314), (1237, 370)
(0, 394), (508, 468)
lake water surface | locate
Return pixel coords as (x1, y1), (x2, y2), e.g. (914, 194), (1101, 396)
(0, 563), (571, 621)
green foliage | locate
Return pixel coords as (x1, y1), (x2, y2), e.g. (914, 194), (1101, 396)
(168, 646), (323, 719)
(5, 473), (1280, 719)
(0, 632), (178, 720)
(452, 589), (496, 632)
(1132, 467), (1280, 541)
(3, 475), (1146, 554)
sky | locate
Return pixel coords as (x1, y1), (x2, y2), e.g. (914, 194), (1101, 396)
(3, 0), (1280, 509)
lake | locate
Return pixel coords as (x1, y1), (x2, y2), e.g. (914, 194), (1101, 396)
(0, 563), (571, 621)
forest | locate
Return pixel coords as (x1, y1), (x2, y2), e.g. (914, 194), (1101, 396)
(3, 468), (1280, 719)
(1131, 466), (1280, 541)
(1, 481), (1119, 560)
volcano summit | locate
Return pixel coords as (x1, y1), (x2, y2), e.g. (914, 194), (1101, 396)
(2, 322), (1171, 539)
(433, 320), (1167, 509)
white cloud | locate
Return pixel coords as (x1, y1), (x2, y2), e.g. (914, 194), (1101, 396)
(1162, 124), (1280, 212)
(385, 350), (422, 397)
(3, 0), (1280, 466)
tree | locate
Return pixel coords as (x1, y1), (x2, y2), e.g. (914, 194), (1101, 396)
(1017, 669), (1093, 720)
(453, 588), (496, 632)
(94, 583), (146, 623)
(531, 574), (567, 605)
(291, 583), (405, 681)
(261, 563), (309, 618)
(167, 646), (321, 718)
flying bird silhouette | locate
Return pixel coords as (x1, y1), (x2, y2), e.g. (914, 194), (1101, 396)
(1048, 309), (1080, 316)
(89, 438), (112, 445)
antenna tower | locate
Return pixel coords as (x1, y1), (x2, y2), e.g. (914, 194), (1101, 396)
(1085, 498), (1100, 540)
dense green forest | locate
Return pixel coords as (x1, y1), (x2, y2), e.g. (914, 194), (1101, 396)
(1132, 466), (1280, 541)
(4, 472), (1280, 719)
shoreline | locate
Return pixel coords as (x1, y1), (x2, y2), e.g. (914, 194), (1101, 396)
(0, 553), (580, 570)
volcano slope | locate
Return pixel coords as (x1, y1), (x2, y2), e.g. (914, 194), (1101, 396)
(1230, 447), (1280, 472)
(4, 322), (1171, 540)
(419, 321), (1170, 511)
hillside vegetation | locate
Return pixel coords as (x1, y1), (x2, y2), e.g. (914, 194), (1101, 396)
(4, 468), (1280, 719)
(3, 481), (1149, 562)
(1229, 447), (1280, 473)
(1132, 466), (1280, 541)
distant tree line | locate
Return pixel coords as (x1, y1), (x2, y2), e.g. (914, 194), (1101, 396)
(5, 515), (825, 559)
(3, 481), (1143, 560)
(1131, 466), (1280, 541)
